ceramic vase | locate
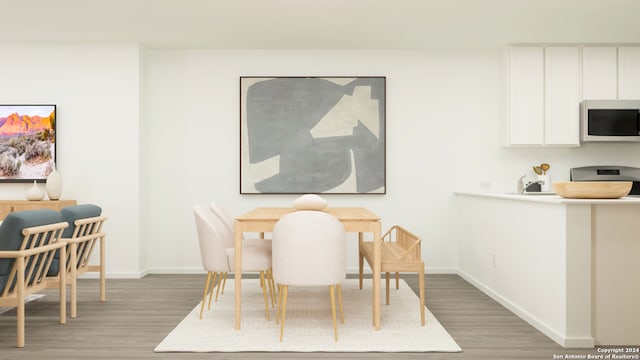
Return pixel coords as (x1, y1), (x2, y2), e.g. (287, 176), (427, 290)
(25, 180), (45, 201)
(537, 174), (552, 192)
(46, 164), (63, 200)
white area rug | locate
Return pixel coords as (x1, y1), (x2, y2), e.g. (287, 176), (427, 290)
(155, 279), (462, 352)
(0, 294), (46, 315)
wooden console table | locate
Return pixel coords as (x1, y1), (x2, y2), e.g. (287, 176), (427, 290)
(0, 200), (77, 220)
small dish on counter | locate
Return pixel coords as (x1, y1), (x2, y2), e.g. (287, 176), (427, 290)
(553, 181), (632, 199)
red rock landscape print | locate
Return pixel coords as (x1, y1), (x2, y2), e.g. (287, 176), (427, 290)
(0, 105), (56, 181)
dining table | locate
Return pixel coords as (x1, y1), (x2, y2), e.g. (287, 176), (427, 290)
(233, 207), (382, 330)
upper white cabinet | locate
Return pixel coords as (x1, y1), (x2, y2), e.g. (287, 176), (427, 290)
(582, 47), (618, 100)
(618, 47), (640, 99)
(507, 47), (544, 145)
(506, 47), (580, 146)
(544, 47), (581, 145)
(582, 46), (640, 100)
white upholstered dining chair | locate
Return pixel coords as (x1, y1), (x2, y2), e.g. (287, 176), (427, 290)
(207, 202), (275, 306)
(209, 202), (271, 249)
(272, 210), (346, 341)
(193, 205), (273, 320)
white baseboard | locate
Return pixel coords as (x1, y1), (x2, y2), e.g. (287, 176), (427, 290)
(101, 266), (458, 278)
(78, 272), (144, 279)
(142, 267), (204, 275)
(348, 265), (456, 274)
(457, 269), (594, 348)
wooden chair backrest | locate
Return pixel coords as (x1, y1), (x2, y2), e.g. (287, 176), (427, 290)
(0, 222), (68, 299)
(382, 225), (422, 262)
(64, 216), (107, 274)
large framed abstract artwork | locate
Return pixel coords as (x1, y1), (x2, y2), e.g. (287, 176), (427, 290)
(240, 77), (386, 194)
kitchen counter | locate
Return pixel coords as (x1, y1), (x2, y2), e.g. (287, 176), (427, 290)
(456, 192), (640, 348)
(456, 191), (640, 204)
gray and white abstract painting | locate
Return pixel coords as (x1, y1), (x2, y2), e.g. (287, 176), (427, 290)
(240, 77), (385, 194)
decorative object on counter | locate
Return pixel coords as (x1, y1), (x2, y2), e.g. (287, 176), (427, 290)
(553, 181), (632, 199)
(25, 180), (45, 201)
(537, 174), (551, 192)
(533, 163), (552, 192)
(540, 163), (550, 174)
(292, 194), (328, 211)
(46, 164), (62, 200)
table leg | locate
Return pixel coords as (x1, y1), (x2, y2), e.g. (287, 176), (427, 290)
(372, 225), (381, 330)
(234, 221), (243, 330)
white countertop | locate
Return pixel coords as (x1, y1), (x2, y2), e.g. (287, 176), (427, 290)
(455, 191), (640, 204)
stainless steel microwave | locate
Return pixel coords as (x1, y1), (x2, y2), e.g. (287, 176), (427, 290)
(581, 100), (640, 142)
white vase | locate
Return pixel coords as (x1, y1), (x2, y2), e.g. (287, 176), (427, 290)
(46, 164), (63, 200)
(25, 180), (45, 201)
(537, 174), (552, 192)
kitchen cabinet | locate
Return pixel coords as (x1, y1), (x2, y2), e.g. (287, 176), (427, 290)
(618, 47), (640, 99)
(544, 47), (581, 145)
(582, 46), (640, 100)
(506, 47), (544, 145)
(506, 47), (580, 146)
(456, 192), (640, 347)
(582, 47), (618, 100)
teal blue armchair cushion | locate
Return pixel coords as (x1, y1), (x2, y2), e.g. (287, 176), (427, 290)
(0, 209), (62, 292)
(60, 204), (102, 238)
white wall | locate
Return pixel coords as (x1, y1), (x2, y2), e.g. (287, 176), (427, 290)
(143, 48), (640, 275)
(0, 43), (142, 277)
(2, 44), (640, 277)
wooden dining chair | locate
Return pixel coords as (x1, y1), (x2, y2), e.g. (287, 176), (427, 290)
(272, 210), (346, 341)
(359, 225), (425, 326)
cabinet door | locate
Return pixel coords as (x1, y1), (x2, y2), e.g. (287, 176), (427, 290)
(582, 47), (618, 100)
(544, 47), (581, 145)
(507, 47), (544, 145)
(618, 47), (640, 100)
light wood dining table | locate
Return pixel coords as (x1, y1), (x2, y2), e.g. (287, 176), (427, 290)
(233, 207), (382, 330)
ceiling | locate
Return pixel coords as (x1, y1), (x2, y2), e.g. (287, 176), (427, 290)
(1, 0), (640, 49)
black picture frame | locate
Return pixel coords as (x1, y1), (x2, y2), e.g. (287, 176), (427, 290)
(0, 104), (56, 183)
(240, 77), (386, 194)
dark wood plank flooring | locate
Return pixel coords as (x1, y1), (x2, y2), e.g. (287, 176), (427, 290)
(0, 274), (603, 359)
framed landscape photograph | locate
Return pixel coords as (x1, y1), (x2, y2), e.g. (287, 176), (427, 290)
(0, 104), (56, 182)
(240, 77), (386, 194)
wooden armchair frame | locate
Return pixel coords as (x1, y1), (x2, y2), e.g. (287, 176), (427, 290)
(0, 221), (68, 348)
(48, 215), (107, 318)
(359, 225), (425, 326)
